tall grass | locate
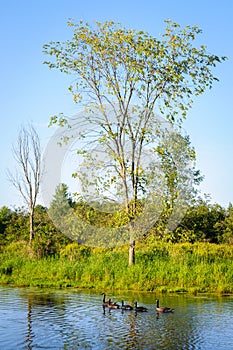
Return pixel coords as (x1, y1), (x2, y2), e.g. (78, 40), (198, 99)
(0, 241), (232, 294)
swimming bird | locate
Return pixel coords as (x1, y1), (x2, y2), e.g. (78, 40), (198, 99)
(134, 301), (148, 312)
(101, 293), (110, 307)
(108, 299), (120, 309)
(121, 300), (133, 310)
(101, 293), (118, 307)
(155, 299), (174, 313)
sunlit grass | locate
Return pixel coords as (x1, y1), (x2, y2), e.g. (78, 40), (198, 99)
(0, 241), (232, 294)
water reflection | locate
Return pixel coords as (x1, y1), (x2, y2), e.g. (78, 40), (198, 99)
(26, 298), (32, 349)
(19, 291), (65, 349)
(0, 287), (232, 349)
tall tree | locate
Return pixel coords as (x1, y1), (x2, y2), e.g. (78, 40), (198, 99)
(8, 124), (42, 244)
(43, 19), (225, 264)
(155, 133), (203, 234)
(221, 203), (233, 244)
(48, 183), (73, 228)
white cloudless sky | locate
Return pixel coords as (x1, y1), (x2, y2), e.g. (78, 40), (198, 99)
(0, 0), (232, 208)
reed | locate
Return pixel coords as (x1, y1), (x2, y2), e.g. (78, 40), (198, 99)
(0, 241), (232, 294)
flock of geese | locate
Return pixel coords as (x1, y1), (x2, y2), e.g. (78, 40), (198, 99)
(102, 293), (174, 313)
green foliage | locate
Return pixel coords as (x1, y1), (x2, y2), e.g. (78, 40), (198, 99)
(22, 204), (71, 257)
(0, 197), (232, 293)
(219, 203), (233, 244)
(49, 183), (73, 223)
(176, 198), (226, 243)
(0, 241), (232, 294)
(0, 204), (71, 257)
(43, 19), (226, 124)
(73, 199), (131, 228)
(0, 207), (29, 246)
(43, 19), (225, 238)
(1, 196), (233, 251)
(60, 243), (91, 260)
(0, 206), (12, 245)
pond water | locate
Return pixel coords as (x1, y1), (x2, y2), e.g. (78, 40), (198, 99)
(0, 287), (232, 349)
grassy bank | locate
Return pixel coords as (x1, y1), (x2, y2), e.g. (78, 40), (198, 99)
(0, 241), (232, 294)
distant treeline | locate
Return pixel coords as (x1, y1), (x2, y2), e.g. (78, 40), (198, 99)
(1, 196), (233, 293)
(0, 196), (232, 257)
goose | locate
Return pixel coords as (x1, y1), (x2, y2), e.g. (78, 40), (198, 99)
(155, 299), (174, 313)
(121, 300), (133, 310)
(134, 301), (148, 312)
(101, 293), (118, 307)
(108, 299), (120, 309)
(101, 293), (110, 307)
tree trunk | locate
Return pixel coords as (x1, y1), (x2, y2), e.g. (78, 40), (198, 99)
(129, 240), (135, 266)
(29, 210), (34, 245)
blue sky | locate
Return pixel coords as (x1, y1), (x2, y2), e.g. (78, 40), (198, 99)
(1, 0), (232, 209)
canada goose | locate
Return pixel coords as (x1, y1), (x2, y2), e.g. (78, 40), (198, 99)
(101, 293), (118, 307)
(108, 299), (120, 309)
(121, 300), (133, 310)
(101, 293), (110, 307)
(134, 301), (148, 312)
(155, 299), (174, 313)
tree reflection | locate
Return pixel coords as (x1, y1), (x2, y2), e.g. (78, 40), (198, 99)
(25, 298), (32, 350)
(20, 291), (66, 349)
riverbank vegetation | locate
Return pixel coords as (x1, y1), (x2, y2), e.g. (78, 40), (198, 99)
(0, 199), (233, 294)
(0, 240), (232, 294)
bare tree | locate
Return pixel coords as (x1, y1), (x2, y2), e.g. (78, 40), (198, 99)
(8, 124), (42, 244)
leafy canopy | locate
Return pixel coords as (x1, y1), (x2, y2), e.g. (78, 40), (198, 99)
(43, 20), (226, 246)
(43, 19), (226, 124)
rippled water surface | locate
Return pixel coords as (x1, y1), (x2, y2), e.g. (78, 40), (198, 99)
(0, 287), (232, 349)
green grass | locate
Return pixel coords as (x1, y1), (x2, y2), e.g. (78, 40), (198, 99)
(0, 241), (232, 294)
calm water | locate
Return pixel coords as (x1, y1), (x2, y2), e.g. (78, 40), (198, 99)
(0, 287), (232, 349)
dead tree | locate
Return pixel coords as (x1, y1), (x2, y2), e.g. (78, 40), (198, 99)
(9, 124), (41, 244)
